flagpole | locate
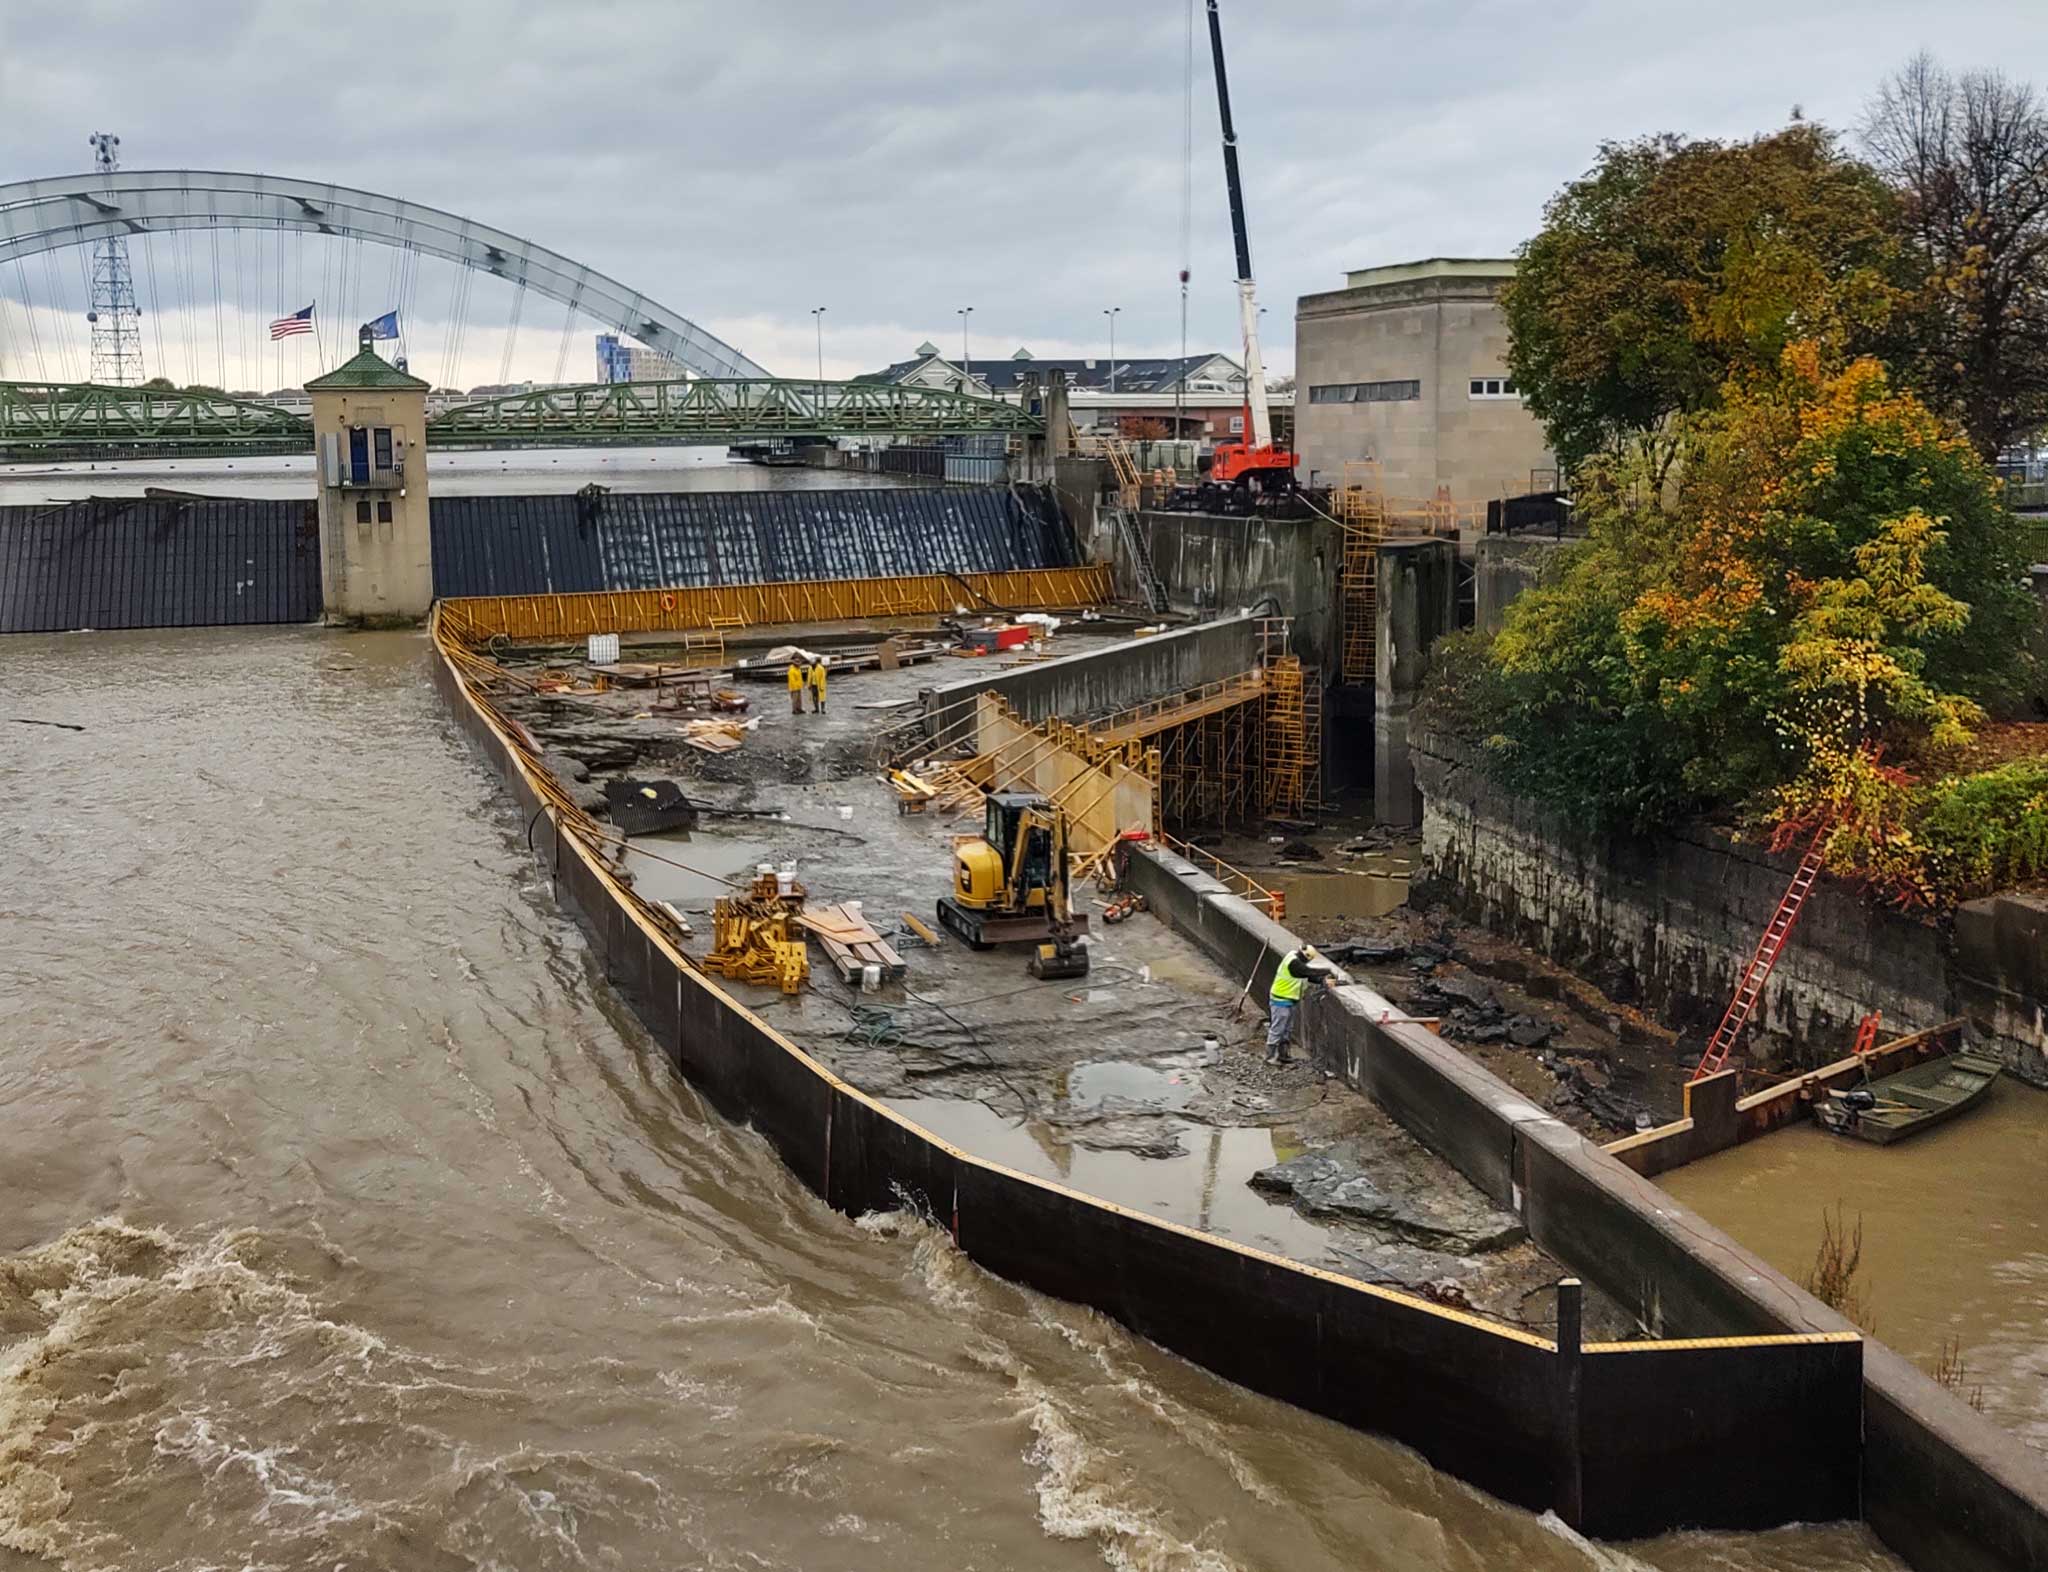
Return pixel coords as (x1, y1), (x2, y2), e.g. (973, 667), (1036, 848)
(311, 300), (324, 375)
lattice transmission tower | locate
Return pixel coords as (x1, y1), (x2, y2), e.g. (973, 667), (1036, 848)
(85, 131), (144, 385)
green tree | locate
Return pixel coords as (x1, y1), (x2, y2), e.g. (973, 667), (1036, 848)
(1463, 346), (2032, 861)
(1501, 126), (1903, 484)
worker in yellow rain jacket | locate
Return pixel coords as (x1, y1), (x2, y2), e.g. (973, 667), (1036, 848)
(808, 656), (829, 713)
(787, 660), (805, 715)
(1266, 945), (1337, 1065)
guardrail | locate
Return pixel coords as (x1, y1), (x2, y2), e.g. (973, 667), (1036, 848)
(440, 566), (1113, 642)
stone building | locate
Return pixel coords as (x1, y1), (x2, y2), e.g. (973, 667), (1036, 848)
(1293, 258), (1554, 502)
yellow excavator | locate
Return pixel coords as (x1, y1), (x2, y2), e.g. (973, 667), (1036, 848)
(937, 791), (1091, 979)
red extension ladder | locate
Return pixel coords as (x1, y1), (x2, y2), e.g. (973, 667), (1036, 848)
(1690, 823), (1831, 1082)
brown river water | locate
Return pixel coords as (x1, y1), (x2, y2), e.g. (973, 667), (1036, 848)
(0, 625), (1903, 1570)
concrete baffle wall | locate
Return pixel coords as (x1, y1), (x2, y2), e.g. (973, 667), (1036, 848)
(1374, 537), (1457, 827)
(920, 612), (1264, 742)
(307, 340), (434, 625)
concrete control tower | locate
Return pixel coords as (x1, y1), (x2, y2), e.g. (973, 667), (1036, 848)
(306, 333), (433, 624)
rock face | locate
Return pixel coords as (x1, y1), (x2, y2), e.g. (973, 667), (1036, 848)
(1250, 1149), (1525, 1252)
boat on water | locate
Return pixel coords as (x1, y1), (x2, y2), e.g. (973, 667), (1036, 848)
(1816, 1049), (2003, 1145)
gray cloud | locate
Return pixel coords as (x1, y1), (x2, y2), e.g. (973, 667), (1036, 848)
(3, 0), (2044, 388)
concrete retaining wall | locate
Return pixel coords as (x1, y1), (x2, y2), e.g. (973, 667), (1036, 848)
(1413, 728), (2048, 1087)
(435, 628), (1866, 1543)
(920, 612), (1263, 741)
(1132, 510), (1340, 669)
(1474, 534), (1566, 635)
(1123, 840), (2048, 1572)
(1411, 728), (1953, 1063)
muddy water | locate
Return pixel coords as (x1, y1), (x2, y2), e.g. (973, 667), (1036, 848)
(0, 626), (1900, 1570)
(1663, 1082), (2048, 1452)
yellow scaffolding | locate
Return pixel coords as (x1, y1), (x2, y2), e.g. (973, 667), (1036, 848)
(1335, 460), (1386, 683)
(1260, 617), (1321, 819)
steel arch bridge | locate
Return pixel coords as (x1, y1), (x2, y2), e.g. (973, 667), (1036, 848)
(0, 168), (768, 380)
(0, 377), (1044, 457)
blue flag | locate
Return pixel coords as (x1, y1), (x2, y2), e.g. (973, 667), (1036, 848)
(364, 310), (400, 340)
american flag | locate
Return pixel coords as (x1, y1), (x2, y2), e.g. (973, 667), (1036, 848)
(269, 304), (315, 341)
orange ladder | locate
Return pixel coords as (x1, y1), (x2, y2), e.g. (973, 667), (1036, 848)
(1690, 823), (1830, 1081)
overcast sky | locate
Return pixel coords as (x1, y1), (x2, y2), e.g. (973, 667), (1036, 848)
(3, 0), (2046, 389)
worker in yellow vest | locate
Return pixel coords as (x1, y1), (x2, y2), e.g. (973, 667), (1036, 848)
(787, 659), (805, 716)
(1266, 944), (1336, 1064)
(808, 656), (829, 713)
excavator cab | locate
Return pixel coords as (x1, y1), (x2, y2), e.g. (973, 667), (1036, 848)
(937, 791), (1090, 977)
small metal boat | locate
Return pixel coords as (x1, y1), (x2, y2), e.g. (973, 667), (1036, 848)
(1816, 1050), (2003, 1145)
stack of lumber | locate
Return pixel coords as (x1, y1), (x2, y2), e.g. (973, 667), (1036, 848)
(796, 903), (907, 985)
(680, 717), (754, 753)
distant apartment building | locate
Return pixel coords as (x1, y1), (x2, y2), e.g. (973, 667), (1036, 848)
(595, 334), (683, 383)
(1294, 259), (1553, 500)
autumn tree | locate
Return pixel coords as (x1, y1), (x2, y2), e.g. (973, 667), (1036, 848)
(1863, 53), (2048, 459)
(1450, 345), (2032, 866)
(1501, 126), (1903, 484)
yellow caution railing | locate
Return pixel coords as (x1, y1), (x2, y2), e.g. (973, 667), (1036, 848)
(442, 565), (1112, 642)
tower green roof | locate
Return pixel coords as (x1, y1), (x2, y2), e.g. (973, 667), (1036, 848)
(305, 347), (430, 391)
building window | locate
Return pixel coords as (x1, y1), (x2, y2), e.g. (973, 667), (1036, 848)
(1308, 380), (1421, 404)
(376, 499), (394, 523)
(355, 498), (372, 524)
(1228, 414), (1245, 435)
(373, 426), (394, 469)
(1469, 377), (1521, 400)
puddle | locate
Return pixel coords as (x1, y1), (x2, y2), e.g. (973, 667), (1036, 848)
(1066, 1059), (1199, 1112)
(886, 1095), (1332, 1262)
(621, 832), (774, 908)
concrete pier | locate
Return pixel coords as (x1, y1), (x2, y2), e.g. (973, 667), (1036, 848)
(1374, 537), (1457, 827)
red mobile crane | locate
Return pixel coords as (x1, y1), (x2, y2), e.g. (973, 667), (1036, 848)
(1200, 0), (1298, 499)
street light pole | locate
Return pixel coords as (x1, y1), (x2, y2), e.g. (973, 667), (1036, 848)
(957, 306), (973, 387)
(1103, 306), (1120, 393)
(811, 306), (826, 384)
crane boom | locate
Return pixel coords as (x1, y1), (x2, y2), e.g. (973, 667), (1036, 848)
(1205, 0), (1272, 451)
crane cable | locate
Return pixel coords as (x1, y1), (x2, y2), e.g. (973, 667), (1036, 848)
(1178, 0), (1194, 438)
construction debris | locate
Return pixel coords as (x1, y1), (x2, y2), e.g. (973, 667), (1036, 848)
(705, 868), (809, 994)
(886, 768), (939, 814)
(796, 902), (908, 986)
(681, 717), (757, 754)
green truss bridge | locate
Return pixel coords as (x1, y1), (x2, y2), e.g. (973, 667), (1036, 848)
(0, 379), (1046, 460)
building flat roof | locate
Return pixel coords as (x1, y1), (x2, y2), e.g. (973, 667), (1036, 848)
(1340, 257), (1517, 289)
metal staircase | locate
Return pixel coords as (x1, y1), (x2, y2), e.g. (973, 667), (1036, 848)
(1691, 823), (1831, 1080)
(1108, 503), (1171, 616)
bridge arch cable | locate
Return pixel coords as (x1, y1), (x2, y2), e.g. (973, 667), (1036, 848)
(207, 206), (227, 388)
(138, 230), (170, 383)
(498, 273), (528, 388)
(0, 171), (769, 382)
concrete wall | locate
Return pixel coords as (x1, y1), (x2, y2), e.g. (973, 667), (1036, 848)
(1124, 842), (2048, 1572)
(1131, 509), (1341, 670)
(921, 612), (1263, 741)
(1411, 728), (1954, 1062)
(1475, 534), (1567, 635)
(1294, 265), (1554, 500)
(1952, 894), (2048, 1085)
(432, 623), (1874, 1543)
(1375, 538), (1458, 827)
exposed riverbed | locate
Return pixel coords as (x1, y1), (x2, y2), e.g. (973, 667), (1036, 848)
(0, 623), (1907, 1566)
